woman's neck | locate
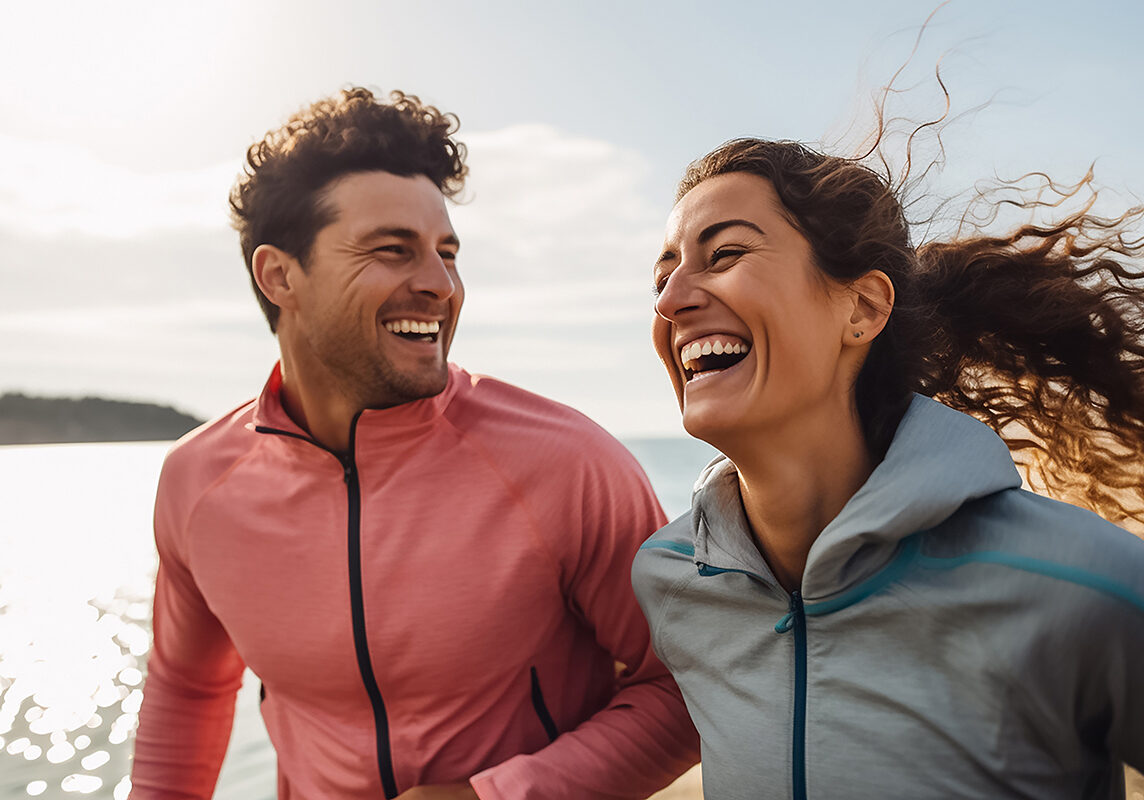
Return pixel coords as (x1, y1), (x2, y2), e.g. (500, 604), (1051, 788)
(719, 399), (873, 594)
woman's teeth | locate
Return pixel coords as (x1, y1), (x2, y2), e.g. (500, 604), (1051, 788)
(680, 338), (750, 375)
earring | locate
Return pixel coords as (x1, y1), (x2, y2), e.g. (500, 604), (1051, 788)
(853, 331), (863, 339)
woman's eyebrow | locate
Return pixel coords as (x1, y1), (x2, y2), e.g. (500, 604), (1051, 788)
(697, 219), (765, 244)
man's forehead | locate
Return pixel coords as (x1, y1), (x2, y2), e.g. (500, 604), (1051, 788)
(321, 171), (455, 240)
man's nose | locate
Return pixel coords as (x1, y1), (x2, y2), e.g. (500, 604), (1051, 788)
(410, 252), (457, 300)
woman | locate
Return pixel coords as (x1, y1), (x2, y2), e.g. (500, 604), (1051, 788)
(632, 138), (1144, 799)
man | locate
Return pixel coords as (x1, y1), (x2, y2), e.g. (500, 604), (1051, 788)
(129, 87), (698, 799)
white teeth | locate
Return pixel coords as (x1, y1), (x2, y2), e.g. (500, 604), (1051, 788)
(678, 337), (752, 374)
(385, 319), (441, 334)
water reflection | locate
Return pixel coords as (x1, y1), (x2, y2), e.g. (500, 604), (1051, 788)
(0, 443), (164, 797)
(0, 586), (148, 795)
(0, 443), (275, 800)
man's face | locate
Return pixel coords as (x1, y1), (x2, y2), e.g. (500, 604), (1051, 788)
(289, 171), (463, 409)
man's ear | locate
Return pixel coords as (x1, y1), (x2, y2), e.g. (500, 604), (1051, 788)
(843, 269), (894, 346)
(252, 245), (301, 313)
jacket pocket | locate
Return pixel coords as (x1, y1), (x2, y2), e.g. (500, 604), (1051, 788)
(529, 666), (559, 743)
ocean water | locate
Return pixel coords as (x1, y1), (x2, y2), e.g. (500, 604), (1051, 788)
(0, 437), (716, 800)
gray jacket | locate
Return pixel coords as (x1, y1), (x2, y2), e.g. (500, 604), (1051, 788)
(632, 395), (1144, 799)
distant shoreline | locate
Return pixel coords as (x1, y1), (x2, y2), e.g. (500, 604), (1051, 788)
(0, 392), (204, 445)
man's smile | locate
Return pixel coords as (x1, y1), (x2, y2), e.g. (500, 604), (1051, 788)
(383, 318), (442, 344)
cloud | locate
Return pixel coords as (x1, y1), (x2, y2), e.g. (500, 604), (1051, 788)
(0, 135), (239, 239)
(448, 125), (681, 433)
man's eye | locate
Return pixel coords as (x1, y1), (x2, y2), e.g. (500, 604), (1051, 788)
(439, 251), (458, 261)
(374, 245), (406, 255)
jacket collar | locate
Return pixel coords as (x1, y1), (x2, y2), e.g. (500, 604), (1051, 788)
(691, 394), (1023, 600)
(250, 361), (466, 443)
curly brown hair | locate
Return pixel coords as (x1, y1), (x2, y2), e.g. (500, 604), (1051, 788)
(678, 139), (1144, 529)
(229, 87), (468, 332)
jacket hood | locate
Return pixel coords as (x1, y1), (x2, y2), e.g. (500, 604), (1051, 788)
(690, 394), (1023, 599)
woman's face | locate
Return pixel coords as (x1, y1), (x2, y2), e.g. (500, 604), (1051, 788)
(653, 172), (858, 443)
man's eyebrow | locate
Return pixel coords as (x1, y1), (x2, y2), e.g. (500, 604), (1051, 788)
(655, 249), (677, 267)
(359, 227), (461, 248)
(697, 219), (765, 244)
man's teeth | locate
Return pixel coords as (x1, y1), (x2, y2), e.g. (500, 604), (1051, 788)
(680, 339), (750, 371)
(384, 320), (440, 335)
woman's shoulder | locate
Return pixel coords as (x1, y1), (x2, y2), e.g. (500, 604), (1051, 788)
(926, 487), (1144, 619)
(632, 516), (697, 591)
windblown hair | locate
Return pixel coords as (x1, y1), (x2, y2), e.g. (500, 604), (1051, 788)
(677, 139), (1144, 527)
(230, 87), (468, 331)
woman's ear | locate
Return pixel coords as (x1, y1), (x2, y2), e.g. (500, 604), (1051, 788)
(251, 245), (301, 314)
(844, 269), (895, 346)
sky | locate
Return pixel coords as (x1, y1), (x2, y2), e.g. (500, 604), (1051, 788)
(2, 0), (1142, 436)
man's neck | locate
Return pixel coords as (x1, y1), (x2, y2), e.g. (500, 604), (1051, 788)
(277, 362), (359, 455)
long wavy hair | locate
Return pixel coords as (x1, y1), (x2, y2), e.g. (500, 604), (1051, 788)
(677, 139), (1144, 529)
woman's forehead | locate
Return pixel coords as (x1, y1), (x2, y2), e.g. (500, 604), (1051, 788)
(665, 173), (786, 242)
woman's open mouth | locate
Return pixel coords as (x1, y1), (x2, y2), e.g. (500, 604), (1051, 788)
(679, 334), (751, 382)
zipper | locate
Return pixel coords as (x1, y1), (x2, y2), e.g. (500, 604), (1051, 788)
(256, 419), (399, 798)
(529, 666), (559, 743)
(697, 560), (807, 798)
(789, 591), (808, 800)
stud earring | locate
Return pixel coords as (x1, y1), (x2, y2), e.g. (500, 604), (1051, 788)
(853, 331), (863, 338)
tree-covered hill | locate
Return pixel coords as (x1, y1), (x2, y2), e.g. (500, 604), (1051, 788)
(0, 393), (204, 445)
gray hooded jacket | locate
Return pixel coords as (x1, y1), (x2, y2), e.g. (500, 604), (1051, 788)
(632, 395), (1144, 799)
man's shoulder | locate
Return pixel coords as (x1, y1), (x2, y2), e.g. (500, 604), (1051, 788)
(449, 367), (625, 456)
(159, 398), (260, 505)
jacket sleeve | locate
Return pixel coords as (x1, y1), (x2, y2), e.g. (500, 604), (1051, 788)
(1101, 558), (1144, 770)
(469, 440), (699, 800)
(129, 456), (246, 799)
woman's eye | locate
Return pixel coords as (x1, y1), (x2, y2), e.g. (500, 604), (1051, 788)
(711, 247), (746, 264)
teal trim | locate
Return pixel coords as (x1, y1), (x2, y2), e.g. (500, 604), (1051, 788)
(638, 540), (695, 557)
(917, 549), (1144, 614)
(774, 536), (922, 632)
(697, 563), (765, 580)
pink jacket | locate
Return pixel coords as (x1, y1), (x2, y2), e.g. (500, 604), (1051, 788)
(131, 364), (698, 799)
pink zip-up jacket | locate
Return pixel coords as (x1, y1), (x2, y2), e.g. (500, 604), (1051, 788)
(130, 364), (698, 799)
